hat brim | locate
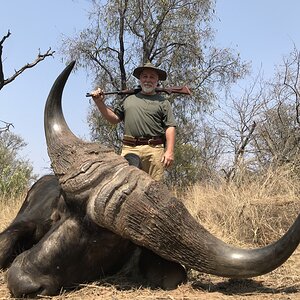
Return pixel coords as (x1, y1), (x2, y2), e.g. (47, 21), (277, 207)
(133, 66), (167, 81)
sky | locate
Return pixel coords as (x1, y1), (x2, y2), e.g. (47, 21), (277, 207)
(1, 0), (300, 177)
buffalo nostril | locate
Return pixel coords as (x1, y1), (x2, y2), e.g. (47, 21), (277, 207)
(7, 265), (42, 298)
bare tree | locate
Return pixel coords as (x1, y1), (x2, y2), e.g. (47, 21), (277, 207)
(0, 30), (55, 90)
(0, 30), (55, 132)
(282, 45), (300, 124)
(0, 120), (14, 133)
(252, 47), (300, 170)
(212, 74), (265, 183)
(0, 30), (55, 191)
(216, 47), (300, 183)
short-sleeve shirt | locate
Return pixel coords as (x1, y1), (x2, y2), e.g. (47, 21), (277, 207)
(114, 92), (176, 137)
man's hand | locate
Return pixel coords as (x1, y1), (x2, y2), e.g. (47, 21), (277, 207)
(161, 150), (174, 168)
(162, 126), (176, 168)
(91, 88), (105, 103)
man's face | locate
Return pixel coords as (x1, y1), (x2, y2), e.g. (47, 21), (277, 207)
(139, 69), (159, 95)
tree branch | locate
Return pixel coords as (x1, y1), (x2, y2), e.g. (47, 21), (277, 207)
(225, 121), (257, 182)
(0, 30), (12, 89)
(0, 119), (14, 133)
(1, 47), (55, 90)
(283, 49), (300, 124)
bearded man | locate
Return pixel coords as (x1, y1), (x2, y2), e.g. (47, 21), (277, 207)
(91, 62), (176, 181)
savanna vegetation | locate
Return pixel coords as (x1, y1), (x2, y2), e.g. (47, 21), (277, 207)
(0, 166), (299, 299)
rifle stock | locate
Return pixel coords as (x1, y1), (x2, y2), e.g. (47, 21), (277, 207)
(86, 86), (191, 97)
(156, 86), (191, 95)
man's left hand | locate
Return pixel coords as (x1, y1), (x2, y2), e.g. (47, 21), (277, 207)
(161, 151), (174, 168)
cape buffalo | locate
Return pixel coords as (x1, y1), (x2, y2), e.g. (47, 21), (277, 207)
(1, 156), (186, 297)
(1, 61), (300, 297)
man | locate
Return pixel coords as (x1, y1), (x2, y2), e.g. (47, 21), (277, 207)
(91, 62), (176, 181)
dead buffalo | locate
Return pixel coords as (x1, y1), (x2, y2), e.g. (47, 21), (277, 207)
(2, 61), (300, 297)
(1, 160), (185, 297)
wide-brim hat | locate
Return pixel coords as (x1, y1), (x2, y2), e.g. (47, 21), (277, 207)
(133, 62), (167, 81)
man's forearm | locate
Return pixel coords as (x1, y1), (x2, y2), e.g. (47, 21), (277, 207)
(165, 126), (176, 153)
(94, 100), (120, 124)
(161, 126), (176, 167)
(91, 88), (121, 124)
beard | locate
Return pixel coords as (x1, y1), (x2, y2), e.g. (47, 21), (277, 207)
(141, 83), (156, 94)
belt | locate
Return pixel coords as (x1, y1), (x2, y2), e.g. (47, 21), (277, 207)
(123, 136), (164, 146)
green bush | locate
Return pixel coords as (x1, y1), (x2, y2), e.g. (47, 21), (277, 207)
(0, 131), (34, 199)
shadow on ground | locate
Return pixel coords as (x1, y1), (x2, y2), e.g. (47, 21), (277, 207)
(191, 277), (299, 296)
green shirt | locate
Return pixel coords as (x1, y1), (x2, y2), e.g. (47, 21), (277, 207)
(114, 92), (176, 137)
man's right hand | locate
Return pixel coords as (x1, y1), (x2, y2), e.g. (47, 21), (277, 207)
(91, 88), (105, 103)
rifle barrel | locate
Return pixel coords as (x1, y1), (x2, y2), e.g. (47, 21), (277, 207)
(86, 86), (191, 97)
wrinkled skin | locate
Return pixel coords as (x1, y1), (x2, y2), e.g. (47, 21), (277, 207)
(1, 155), (186, 297)
(3, 61), (300, 297)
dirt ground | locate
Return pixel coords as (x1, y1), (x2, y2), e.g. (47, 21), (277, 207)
(0, 249), (299, 300)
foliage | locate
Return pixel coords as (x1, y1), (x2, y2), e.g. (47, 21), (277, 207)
(166, 118), (223, 187)
(0, 131), (34, 199)
(60, 0), (249, 186)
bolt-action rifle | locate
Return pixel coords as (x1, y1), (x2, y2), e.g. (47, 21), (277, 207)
(85, 85), (191, 97)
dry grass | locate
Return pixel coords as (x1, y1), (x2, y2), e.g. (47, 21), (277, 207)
(0, 166), (300, 299)
(0, 195), (24, 229)
(181, 166), (300, 246)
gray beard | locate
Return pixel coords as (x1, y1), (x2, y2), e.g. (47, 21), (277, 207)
(141, 85), (155, 94)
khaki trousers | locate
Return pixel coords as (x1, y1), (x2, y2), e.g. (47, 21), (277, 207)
(121, 144), (165, 181)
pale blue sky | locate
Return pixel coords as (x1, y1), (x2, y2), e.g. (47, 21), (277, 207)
(1, 1), (300, 176)
(214, 1), (300, 77)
